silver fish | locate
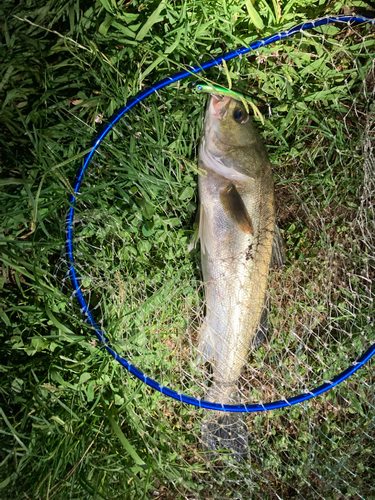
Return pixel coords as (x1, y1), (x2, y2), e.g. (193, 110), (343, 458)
(196, 95), (282, 457)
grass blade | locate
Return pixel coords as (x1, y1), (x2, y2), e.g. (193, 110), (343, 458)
(0, 408), (29, 453)
(136, 0), (166, 41)
(102, 400), (146, 467)
(245, 0), (264, 30)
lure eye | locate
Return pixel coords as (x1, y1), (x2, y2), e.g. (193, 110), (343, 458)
(233, 108), (245, 123)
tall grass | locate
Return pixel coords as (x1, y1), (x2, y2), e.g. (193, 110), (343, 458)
(1, 1), (375, 499)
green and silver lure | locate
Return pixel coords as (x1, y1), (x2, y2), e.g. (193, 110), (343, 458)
(190, 81), (268, 123)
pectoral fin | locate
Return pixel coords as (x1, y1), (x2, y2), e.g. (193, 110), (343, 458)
(219, 183), (254, 235)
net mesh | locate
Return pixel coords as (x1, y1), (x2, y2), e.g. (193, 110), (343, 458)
(61, 21), (375, 498)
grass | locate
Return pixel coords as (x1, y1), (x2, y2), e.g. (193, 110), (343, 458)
(1, 0), (375, 498)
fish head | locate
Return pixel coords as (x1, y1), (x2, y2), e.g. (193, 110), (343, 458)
(209, 95), (252, 146)
(200, 95), (268, 181)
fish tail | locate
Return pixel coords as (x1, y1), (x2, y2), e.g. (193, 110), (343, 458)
(201, 383), (248, 460)
(201, 410), (249, 460)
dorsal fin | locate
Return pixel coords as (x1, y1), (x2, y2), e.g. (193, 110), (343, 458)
(270, 223), (286, 269)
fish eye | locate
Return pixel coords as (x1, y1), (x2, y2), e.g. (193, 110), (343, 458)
(233, 108), (245, 123)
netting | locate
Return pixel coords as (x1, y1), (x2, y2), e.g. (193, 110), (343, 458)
(62, 17), (375, 498)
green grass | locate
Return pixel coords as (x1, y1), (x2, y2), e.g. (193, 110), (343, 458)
(1, 0), (375, 498)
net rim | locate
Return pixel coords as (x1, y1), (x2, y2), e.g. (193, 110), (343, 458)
(66, 15), (375, 413)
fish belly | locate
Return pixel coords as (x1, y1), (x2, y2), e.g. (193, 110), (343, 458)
(198, 162), (274, 403)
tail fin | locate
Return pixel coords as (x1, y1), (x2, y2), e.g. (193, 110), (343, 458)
(201, 411), (249, 460)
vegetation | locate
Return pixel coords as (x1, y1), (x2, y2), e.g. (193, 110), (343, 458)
(1, 0), (375, 498)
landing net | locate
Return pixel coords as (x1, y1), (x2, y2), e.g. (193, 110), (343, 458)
(63, 17), (375, 497)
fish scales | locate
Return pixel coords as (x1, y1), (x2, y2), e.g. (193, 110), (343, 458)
(199, 168), (274, 389)
(197, 94), (275, 456)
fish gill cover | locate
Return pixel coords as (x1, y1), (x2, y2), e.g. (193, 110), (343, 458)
(1, 1), (375, 499)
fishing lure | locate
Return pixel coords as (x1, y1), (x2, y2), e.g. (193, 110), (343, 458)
(189, 81), (268, 122)
(190, 81), (265, 105)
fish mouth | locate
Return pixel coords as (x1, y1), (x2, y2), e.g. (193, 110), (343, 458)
(210, 94), (231, 119)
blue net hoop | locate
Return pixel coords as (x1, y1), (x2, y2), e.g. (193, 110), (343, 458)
(66, 15), (375, 413)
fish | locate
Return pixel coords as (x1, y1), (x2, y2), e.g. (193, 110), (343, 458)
(196, 94), (284, 459)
